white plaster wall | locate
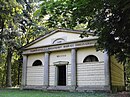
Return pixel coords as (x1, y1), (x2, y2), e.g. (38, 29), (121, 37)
(77, 62), (105, 86)
(49, 50), (71, 86)
(27, 31), (96, 48)
(77, 47), (104, 63)
(67, 64), (71, 85)
(77, 47), (105, 86)
(26, 66), (44, 85)
(49, 50), (71, 65)
(26, 46), (105, 86)
(26, 53), (44, 85)
(49, 65), (55, 86)
(27, 53), (44, 66)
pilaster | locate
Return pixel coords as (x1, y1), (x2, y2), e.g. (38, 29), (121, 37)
(43, 52), (49, 88)
(71, 48), (77, 90)
(21, 55), (28, 87)
(104, 51), (111, 90)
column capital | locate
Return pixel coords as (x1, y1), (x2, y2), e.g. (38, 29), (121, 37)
(71, 48), (77, 51)
(45, 51), (51, 54)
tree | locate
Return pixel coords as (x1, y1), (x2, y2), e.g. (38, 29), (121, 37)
(39, 0), (130, 89)
(0, 0), (46, 87)
(85, 0), (130, 64)
(40, 0), (130, 64)
(0, 0), (23, 87)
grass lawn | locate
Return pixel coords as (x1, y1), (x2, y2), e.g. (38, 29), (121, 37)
(0, 89), (109, 97)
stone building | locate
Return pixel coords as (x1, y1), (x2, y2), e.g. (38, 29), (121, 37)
(21, 29), (125, 92)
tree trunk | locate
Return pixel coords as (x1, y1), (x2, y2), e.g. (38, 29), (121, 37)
(6, 48), (12, 87)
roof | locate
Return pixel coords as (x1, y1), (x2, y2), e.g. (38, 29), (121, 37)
(22, 28), (93, 49)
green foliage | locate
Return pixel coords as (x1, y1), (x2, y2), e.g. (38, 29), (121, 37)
(86, 0), (130, 64)
(40, 0), (104, 29)
(39, 0), (130, 87)
(0, 0), (22, 51)
(0, 0), (24, 87)
(0, 0), (46, 87)
(0, 54), (6, 87)
(0, 0), (129, 88)
(40, 0), (130, 64)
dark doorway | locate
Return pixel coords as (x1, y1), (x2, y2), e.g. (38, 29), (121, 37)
(58, 65), (66, 86)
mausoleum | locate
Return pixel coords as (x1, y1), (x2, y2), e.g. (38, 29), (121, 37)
(21, 29), (125, 92)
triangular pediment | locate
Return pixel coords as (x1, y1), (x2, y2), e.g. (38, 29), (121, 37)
(24, 29), (96, 49)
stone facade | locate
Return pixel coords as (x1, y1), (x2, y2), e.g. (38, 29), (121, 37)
(22, 29), (125, 92)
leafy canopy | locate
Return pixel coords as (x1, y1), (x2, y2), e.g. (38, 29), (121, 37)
(40, 0), (130, 63)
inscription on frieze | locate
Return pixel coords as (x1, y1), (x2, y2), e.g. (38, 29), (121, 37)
(24, 40), (96, 54)
(57, 55), (66, 57)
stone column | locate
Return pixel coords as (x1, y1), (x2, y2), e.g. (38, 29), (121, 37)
(44, 52), (49, 88)
(104, 51), (110, 90)
(71, 49), (77, 90)
(21, 55), (27, 87)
